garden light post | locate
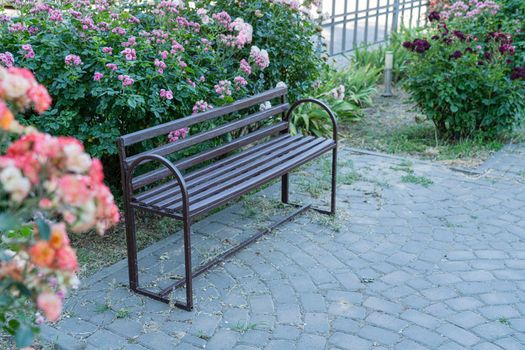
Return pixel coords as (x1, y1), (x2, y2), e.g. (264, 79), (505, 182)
(382, 51), (394, 97)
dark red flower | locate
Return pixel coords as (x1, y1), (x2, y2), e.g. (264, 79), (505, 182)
(510, 67), (525, 80)
(428, 11), (441, 22)
(450, 50), (463, 59)
(403, 41), (414, 49)
(453, 30), (466, 41)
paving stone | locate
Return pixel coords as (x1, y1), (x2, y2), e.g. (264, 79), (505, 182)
(446, 311), (486, 328)
(445, 297), (483, 311)
(401, 310), (440, 329)
(479, 305), (521, 320)
(297, 334), (326, 350)
(329, 332), (372, 350)
(366, 311), (408, 332)
(437, 323), (480, 347)
(473, 322), (513, 340)
(264, 339), (296, 350)
(358, 325), (400, 345)
(403, 325), (445, 348)
(363, 296), (403, 314)
(304, 313), (330, 333)
(271, 325), (301, 340)
(206, 329), (240, 350)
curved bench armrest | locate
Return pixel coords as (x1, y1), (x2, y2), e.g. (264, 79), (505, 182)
(126, 154), (190, 215)
(286, 98), (338, 143)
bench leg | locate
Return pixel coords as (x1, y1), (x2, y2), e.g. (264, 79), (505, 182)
(124, 207), (139, 291)
(330, 148), (337, 215)
(182, 217), (193, 310)
(281, 173), (289, 204)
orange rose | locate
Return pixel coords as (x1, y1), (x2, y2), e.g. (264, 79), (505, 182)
(49, 223), (70, 250)
(29, 241), (55, 268)
(0, 101), (14, 130)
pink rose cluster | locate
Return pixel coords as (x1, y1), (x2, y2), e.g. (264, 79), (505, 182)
(214, 80), (233, 98)
(0, 65), (119, 329)
(442, 0), (499, 19)
(0, 52), (15, 67)
(168, 127), (188, 142)
(1, 132), (120, 234)
(64, 54), (82, 66)
(192, 100), (213, 114)
(0, 66), (52, 115)
(22, 44), (35, 59)
(117, 74), (134, 87)
(159, 88), (173, 100)
(250, 46), (270, 70)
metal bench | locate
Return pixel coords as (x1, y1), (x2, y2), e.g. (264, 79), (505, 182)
(117, 86), (337, 310)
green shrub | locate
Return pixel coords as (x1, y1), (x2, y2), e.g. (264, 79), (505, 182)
(289, 64), (380, 137)
(208, 0), (327, 102)
(0, 0), (326, 162)
(402, 15), (525, 140)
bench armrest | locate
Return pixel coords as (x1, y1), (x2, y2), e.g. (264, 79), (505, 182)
(125, 154), (190, 215)
(286, 98), (338, 143)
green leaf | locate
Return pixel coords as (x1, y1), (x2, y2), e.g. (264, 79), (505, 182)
(36, 219), (50, 241)
(0, 214), (20, 232)
(15, 324), (34, 348)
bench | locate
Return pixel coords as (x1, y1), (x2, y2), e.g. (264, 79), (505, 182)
(117, 86), (338, 310)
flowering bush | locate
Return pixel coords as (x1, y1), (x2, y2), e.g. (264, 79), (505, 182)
(0, 0), (326, 178)
(402, 10), (525, 140)
(0, 67), (119, 348)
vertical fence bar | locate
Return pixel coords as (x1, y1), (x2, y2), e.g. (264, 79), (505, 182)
(329, 0), (336, 55)
(352, 0), (359, 50)
(391, 0), (400, 33)
(374, 0), (380, 43)
(364, 0), (370, 46)
(341, 0), (348, 54)
(385, 0), (391, 41)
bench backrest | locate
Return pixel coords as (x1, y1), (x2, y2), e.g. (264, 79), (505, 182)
(117, 86), (289, 191)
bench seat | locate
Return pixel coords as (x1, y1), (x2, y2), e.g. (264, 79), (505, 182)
(132, 134), (336, 219)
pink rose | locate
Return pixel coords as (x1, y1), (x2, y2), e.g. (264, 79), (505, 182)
(37, 292), (62, 322)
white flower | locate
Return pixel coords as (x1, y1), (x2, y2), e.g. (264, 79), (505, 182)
(276, 81), (287, 89)
(1, 73), (31, 99)
(330, 85), (345, 100)
(70, 200), (97, 233)
(0, 166), (31, 202)
(259, 101), (272, 111)
(63, 143), (92, 173)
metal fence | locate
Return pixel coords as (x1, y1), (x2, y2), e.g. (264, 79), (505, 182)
(321, 0), (429, 56)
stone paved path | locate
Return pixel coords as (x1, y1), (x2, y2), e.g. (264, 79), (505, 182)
(41, 145), (525, 350)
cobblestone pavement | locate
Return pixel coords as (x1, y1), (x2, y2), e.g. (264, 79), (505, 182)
(41, 145), (525, 350)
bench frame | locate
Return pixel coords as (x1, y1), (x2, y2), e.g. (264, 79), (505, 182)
(117, 89), (337, 311)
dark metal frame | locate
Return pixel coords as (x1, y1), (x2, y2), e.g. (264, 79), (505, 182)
(117, 89), (338, 311)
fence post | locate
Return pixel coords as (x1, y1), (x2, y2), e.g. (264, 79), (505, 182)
(391, 0), (401, 34)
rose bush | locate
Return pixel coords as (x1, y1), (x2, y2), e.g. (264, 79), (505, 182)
(0, 66), (119, 348)
(0, 0), (326, 186)
(402, 8), (525, 140)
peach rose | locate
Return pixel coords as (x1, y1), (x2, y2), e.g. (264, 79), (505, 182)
(0, 101), (14, 130)
(29, 241), (55, 268)
(36, 292), (62, 322)
(54, 246), (78, 272)
(49, 223), (70, 250)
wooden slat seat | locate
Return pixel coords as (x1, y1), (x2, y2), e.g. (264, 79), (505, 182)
(131, 135), (336, 219)
(117, 86), (338, 310)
